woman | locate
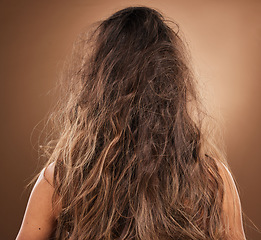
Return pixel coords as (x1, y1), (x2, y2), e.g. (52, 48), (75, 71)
(16, 6), (246, 240)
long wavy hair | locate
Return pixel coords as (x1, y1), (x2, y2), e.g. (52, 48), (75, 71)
(36, 5), (232, 239)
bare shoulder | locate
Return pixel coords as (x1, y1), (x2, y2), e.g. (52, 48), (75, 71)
(16, 162), (62, 240)
(215, 159), (247, 239)
(16, 163), (57, 240)
(42, 162), (62, 219)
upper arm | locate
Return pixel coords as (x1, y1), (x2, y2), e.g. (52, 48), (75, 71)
(16, 162), (60, 240)
(216, 160), (246, 240)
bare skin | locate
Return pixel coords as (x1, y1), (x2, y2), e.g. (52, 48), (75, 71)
(16, 161), (247, 240)
(216, 160), (247, 239)
(15, 163), (60, 240)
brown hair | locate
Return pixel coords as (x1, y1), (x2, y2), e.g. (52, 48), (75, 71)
(37, 5), (231, 239)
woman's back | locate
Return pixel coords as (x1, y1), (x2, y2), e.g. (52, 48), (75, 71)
(16, 156), (246, 239)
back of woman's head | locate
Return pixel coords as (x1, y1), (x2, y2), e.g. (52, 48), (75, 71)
(44, 5), (228, 239)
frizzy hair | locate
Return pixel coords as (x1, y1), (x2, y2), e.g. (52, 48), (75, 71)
(37, 5), (231, 239)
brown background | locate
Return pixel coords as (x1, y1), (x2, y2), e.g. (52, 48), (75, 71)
(1, 0), (260, 239)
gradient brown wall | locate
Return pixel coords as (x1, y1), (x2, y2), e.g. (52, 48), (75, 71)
(1, 1), (260, 239)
